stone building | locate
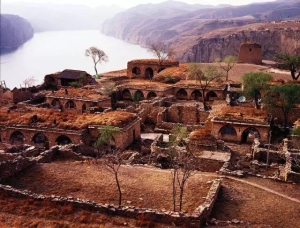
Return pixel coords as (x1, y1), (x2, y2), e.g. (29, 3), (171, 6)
(45, 88), (111, 114)
(127, 59), (179, 79)
(118, 80), (174, 100)
(211, 106), (271, 143)
(44, 69), (95, 88)
(238, 42), (262, 64)
(0, 108), (140, 150)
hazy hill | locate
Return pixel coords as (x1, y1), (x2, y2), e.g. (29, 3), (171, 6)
(0, 14), (34, 52)
(1, 3), (124, 32)
(102, 0), (300, 62)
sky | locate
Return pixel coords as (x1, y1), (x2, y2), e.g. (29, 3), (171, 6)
(2, 0), (277, 8)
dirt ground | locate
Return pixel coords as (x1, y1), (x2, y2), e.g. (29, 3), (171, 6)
(4, 161), (216, 214)
(208, 177), (300, 228)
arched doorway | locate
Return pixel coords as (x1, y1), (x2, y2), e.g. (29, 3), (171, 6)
(191, 90), (202, 101)
(10, 131), (25, 145)
(56, 135), (72, 145)
(132, 67), (141, 77)
(134, 90), (144, 101)
(176, 89), (188, 100)
(82, 104), (87, 113)
(241, 127), (260, 143)
(206, 91), (218, 101)
(51, 98), (61, 108)
(219, 125), (237, 141)
(122, 89), (132, 100)
(65, 100), (76, 109)
(145, 67), (154, 79)
(32, 133), (48, 144)
(147, 91), (157, 99)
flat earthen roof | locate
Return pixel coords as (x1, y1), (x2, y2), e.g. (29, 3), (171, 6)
(0, 108), (138, 130)
(46, 88), (109, 101)
(118, 79), (172, 90)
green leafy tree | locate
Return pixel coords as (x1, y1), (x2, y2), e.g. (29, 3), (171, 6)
(276, 52), (300, 81)
(85, 46), (108, 76)
(93, 125), (121, 158)
(216, 55), (237, 81)
(264, 84), (300, 128)
(187, 63), (224, 110)
(241, 72), (273, 109)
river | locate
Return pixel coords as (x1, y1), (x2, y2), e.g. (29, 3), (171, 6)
(0, 30), (153, 89)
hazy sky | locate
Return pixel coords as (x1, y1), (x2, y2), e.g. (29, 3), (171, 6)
(2, 0), (277, 8)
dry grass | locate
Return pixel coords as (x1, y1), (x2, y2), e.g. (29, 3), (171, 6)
(120, 79), (171, 89)
(0, 190), (154, 228)
(129, 59), (178, 64)
(5, 161), (216, 214)
(158, 62), (293, 83)
(216, 106), (268, 123)
(48, 87), (108, 100)
(0, 109), (138, 129)
(190, 127), (215, 142)
(175, 79), (224, 87)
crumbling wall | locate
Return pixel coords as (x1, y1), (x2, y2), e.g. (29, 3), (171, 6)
(0, 178), (222, 227)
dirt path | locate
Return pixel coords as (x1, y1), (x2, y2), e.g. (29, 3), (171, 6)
(225, 176), (300, 204)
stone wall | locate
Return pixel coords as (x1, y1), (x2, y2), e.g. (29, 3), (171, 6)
(127, 59), (179, 79)
(12, 88), (33, 103)
(89, 118), (141, 150)
(46, 96), (111, 114)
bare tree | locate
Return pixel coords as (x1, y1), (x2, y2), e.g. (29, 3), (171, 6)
(168, 125), (195, 212)
(148, 42), (175, 79)
(104, 149), (124, 207)
(187, 63), (224, 110)
(23, 76), (36, 88)
(85, 47), (108, 76)
(215, 55), (237, 81)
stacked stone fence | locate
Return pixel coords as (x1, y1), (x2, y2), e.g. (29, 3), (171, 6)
(0, 176), (221, 227)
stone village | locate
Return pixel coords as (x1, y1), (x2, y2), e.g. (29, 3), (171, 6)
(0, 42), (300, 227)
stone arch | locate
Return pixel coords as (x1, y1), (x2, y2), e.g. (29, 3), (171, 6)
(158, 68), (165, 73)
(191, 90), (202, 101)
(51, 98), (61, 108)
(56, 135), (72, 145)
(32, 133), (48, 144)
(147, 91), (157, 99)
(206, 91), (218, 101)
(132, 67), (141, 77)
(134, 90), (144, 101)
(218, 124), (238, 141)
(82, 103), (87, 113)
(241, 127), (260, 143)
(176, 89), (188, 100)
(145, 67), (154, 79)
(65, 100), (76, 109)
(122, 89), (132, 100)
(10, 131), (25, 144)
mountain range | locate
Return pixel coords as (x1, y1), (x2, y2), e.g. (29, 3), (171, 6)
(102, 0), (300, 62)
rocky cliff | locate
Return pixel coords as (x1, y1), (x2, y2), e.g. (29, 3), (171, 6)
(102, 0), (300, 63)
(176, 22), (300, 62)
(0, 14), (34, 51)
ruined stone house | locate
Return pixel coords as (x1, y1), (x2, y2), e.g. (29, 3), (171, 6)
(44, 69), (95, 88)
(45, 88), (111, 114)
(127, 59), (179, 79)
(211, 106), (271, 143)
(0, 109), (140, 150)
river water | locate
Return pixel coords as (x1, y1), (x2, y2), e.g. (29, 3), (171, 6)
(0, 30), (153, 89)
